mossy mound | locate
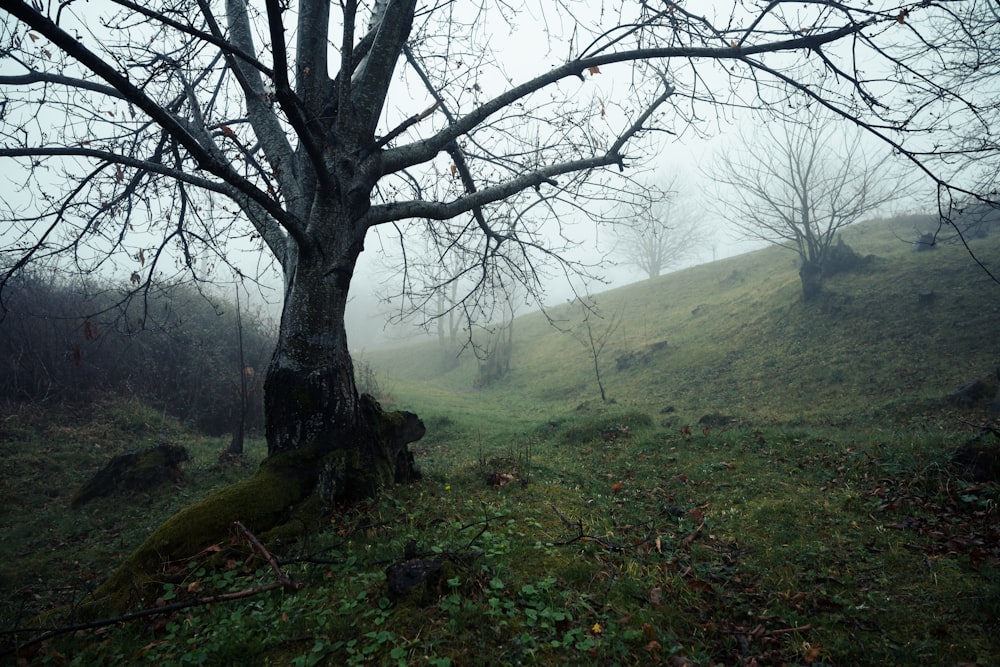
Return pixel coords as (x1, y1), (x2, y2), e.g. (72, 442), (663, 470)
(69, 398), (425, 619)
(71, 443), (190, 508)
(82, 445), (319, 615)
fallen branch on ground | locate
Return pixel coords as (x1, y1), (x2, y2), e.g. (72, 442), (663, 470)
(1, 521), (300, 658)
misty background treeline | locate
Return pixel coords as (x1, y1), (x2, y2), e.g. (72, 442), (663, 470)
(0, 266), (521, 434)
(0, 270), (275, 435)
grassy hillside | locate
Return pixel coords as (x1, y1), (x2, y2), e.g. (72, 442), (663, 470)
(376, 215), (999, 428)
(3, 215), (1000, 665)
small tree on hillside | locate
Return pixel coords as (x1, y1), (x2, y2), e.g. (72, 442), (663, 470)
(709, 111), (900, 300)
(616, 184), (704, 279)
(570, 296), (621, 403)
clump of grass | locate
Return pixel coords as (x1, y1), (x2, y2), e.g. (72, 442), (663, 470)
(557, 409), (655, 446)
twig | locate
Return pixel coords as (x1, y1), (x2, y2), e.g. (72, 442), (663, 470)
(550, 503), (582, 533)
(0, 581), (290, 657)
(725, 623), (813, 637)
(278, 555), (347, 566)
(463, 503), (496, 550)
(2, 523), (300, 658)
(682, 520), (706, 546)
(764, 624), (812, 636)
(958, 418), (1000, 439)
(234, 521), (301, 591)
(548, 506), (664, 556)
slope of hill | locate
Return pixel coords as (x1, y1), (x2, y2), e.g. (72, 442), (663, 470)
(374, 214), (999, 428)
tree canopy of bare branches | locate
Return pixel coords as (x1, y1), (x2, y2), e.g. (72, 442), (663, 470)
(708, 111), (901, 299)
(0, 0), (997, 512)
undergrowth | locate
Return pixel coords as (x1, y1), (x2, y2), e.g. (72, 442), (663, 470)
(3, 402), (998, 665)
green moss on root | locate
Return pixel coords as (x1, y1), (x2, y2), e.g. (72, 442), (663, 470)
(68, 398), (423, 619)
(83, 446), (320, 616)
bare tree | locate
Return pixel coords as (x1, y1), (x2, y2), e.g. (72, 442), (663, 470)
(616, 183), (705, 279)
(473, 282), (524, 387)
(570, 296), (622, 403)
(708, 112), (900, 299)
(379, 233), (468, 372)
(0, 0), (997, 534)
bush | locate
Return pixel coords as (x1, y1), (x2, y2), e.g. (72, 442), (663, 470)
(0, 272), (274, 435)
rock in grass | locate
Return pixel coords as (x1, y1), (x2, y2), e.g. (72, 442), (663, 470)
(947, 380), (992, 408)
(952, 436), (1000, 482)
(71, 443), (190, 508)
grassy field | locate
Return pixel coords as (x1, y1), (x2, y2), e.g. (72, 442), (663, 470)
(2, 215), (1000, 665)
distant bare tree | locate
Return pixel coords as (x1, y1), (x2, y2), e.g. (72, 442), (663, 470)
(709, 112), (900, 300)
(380, 233), (468, 372)
(474, 314), (515, 388)
(616, 184), (704, 279)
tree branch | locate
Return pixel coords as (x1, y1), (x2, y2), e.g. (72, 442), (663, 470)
(381, 18), (874, 175)
(0, 0), (297, 240)
(263, 0), (332, 194)
(348, 0), (417, 138)
(367, 79), (675, 228)
(0, 72), (122, 98)
(109, 0), (273, 78)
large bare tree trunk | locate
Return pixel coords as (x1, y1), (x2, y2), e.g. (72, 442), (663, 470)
(266, 251), (361, 457)
(264, 218), (422, 505)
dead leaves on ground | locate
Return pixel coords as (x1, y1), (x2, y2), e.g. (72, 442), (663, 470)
(871, 475), (1000, 566)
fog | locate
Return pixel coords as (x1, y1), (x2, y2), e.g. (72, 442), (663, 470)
(0, 0), (936, 354)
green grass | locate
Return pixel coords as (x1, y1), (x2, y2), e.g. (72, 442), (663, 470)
(0, 398), (268, 626)
(410, 215), (995, 422)
(2, 215), (999, 665)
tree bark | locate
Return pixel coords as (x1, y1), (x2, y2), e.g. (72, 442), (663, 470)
(799, 259), (823, 301)
(265, 251), (361, 457)
(263, 219), (422, 506)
